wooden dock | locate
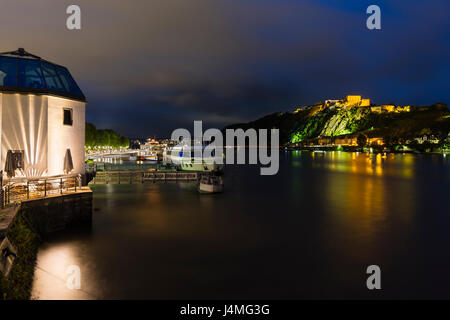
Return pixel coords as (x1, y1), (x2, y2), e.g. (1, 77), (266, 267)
(89, 170), (206, 185)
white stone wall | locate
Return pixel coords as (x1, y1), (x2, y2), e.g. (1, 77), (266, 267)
(47, 96), (86, 176)
(0, 93), (86, 178)
(1, 94), (48, 177)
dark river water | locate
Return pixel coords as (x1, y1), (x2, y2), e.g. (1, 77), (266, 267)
(31, 151), (450, 299)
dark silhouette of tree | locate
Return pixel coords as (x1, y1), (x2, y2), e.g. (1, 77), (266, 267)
(357, 134), (367, 147)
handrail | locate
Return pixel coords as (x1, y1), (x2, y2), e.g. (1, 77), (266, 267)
(1, 174), (82, 208)
(3, 173), (81, 184)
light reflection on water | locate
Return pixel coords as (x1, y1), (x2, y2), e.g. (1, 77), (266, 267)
(293, 151), (417, 178)
(32, 151), (450, 299)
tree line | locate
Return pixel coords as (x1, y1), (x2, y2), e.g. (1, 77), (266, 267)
(85, 123), (129, 149)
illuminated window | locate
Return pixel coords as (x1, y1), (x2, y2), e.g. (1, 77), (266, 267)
(63, 108), (73, 126)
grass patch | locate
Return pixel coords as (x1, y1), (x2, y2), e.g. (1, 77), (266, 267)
(0, 211), (40, 300)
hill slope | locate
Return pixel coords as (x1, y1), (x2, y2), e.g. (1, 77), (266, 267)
(225, 99), (450, 146)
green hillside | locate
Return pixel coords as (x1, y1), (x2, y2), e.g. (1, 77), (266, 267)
(225, 100), (450, 148)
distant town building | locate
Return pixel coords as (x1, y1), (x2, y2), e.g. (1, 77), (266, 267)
(130, 139), (142, 149)
(315, 134), (384, 147)
(345, 95), (362, 105)
(371, 105), (395, 113)
(360, 99), (371, 106)
(0, 48), (86, 179)
(144, 138), (161, 148)
(324, 99), (340, 106)
(344, 95), (371, 107)
(395, 105), (412, 112)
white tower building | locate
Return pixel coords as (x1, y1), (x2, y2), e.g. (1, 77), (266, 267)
(0, 48), (86, 179)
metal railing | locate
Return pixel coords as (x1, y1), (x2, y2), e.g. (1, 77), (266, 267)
(90, 170), (201, 185)
(1, 173), (82, 208)
(86, 162), (176, 173)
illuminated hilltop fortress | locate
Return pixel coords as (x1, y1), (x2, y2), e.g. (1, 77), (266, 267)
(0, 48), (86, 179)
(293, 95), (414, 114)
(336, 95), (371, 107)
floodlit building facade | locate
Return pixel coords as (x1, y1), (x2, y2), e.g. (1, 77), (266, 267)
(345, 95), (371, 107)
(0, 49), (86, 179)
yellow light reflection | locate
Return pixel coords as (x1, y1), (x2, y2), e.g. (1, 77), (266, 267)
(311, 151), (415, 180)
(31, 244), (92, 300)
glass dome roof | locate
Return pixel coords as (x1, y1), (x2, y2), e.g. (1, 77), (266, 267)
(0, 48), (86, 102)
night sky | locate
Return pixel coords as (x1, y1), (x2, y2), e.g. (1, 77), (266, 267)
(2, 0), (449, 138)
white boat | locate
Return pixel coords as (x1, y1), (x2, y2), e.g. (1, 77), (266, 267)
(198, 175), (223, 194)
(144, 154), (158, 161)
(136, 151), (161, 162)
(164, 141), (224, 172)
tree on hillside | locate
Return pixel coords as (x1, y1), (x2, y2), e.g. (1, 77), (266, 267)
(357, 134), (367, 147)
(97, 129), (110, 146)
(120, 136), (129, 148)
(85, 123), (97, 148)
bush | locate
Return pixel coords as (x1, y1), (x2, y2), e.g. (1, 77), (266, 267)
(0, 212), (40, 300)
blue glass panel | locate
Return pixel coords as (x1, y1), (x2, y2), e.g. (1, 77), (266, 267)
(18, 59), (45, 89)
(41, 61), (66, 92)
(55, 65), (84, 96)
(0, 56), (17, 86)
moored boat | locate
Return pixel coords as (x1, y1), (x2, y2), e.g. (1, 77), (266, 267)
(164, 141), (224, 173)
(198, 175), (224, 194)
(144, 154), (158, 161)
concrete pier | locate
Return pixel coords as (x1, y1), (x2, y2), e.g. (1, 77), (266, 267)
(18, 187), (92, 236)
(89, 170), (208, 185)
(0, 187), (92, 298)
(0, 187), (92, 237)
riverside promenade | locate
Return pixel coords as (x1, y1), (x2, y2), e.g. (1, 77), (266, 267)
(0, 184), (92, 299)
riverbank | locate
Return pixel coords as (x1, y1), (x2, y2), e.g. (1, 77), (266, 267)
(0, 210), (39, 299)
(0, 188), (92, 300)
(284, 144), (450, 154)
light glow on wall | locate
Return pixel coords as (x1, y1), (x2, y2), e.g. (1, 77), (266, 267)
(1, 94), (48, 177)
(1, 93), (86, 178)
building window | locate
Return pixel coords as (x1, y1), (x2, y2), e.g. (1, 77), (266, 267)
(63, 108), (73, 126)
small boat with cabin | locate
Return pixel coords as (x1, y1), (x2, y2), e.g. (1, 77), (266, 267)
(198, 175), (224, 194)
(164, 140), (224, 173)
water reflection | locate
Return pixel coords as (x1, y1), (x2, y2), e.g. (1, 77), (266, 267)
(323, 155), (417, 261)
(31, 234), (103, 300)
(306, 151), (420, 179)
(32, 151), (450, 299)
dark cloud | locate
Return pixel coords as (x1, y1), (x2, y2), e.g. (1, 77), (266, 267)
(1, 0), (448, 137)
